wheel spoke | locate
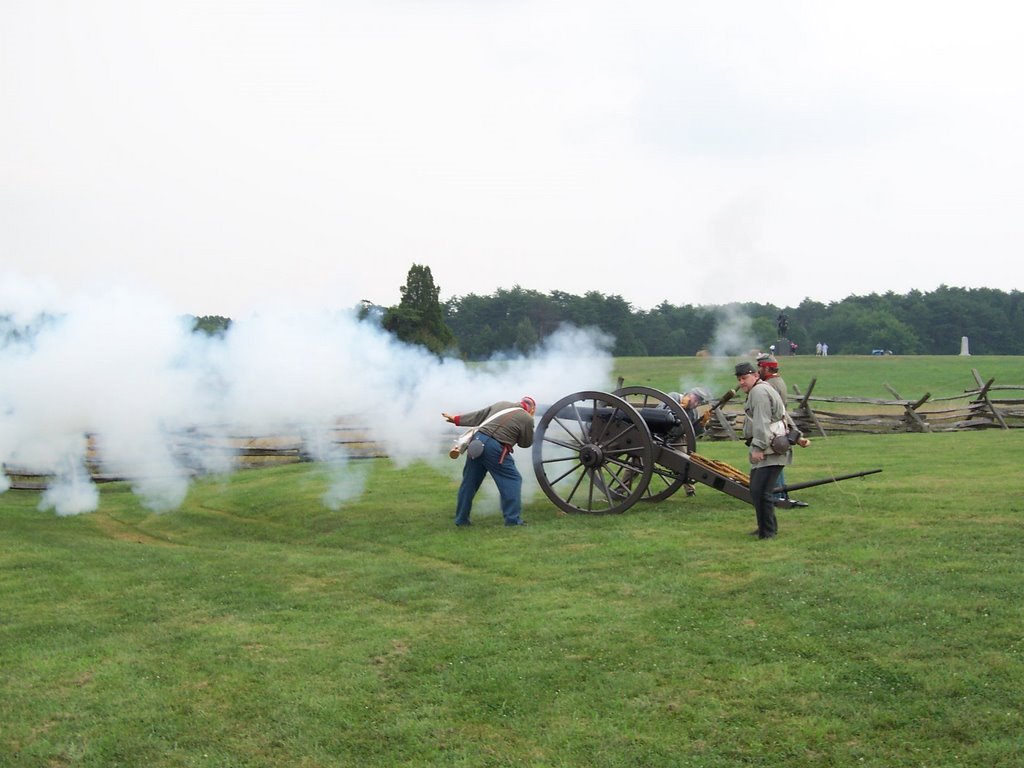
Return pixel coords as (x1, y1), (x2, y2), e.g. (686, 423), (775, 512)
(551, 416), (587, 448)
(542, 434), (584, 453)
(548, 460), (586, 488)
(565, 468), (592, 508)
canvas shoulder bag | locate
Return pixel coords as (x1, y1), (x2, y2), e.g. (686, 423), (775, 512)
(448, 407), (521, 459)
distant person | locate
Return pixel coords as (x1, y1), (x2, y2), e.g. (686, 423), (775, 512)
(736, 362), (806, 539)
(442, 397), (537, 527)
(666, 388), (711, 496)
(815, 341), (823, 356)
(756, 353), (808, 508)
(821, 342), (829, 357)
(789, 341), (798, 356)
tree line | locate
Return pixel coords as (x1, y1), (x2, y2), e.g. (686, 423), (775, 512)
(189, 266), (1022, 357)
(441, 282), (1024, 358)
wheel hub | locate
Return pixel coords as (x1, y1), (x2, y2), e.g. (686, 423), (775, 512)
(579, 444), (604, 468)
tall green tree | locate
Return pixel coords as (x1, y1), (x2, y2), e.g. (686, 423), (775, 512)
(514, 317), (539, 353)
(382, 264), (456, 355)
(815, 303), (921, 354)
(191, 315), (232, 337)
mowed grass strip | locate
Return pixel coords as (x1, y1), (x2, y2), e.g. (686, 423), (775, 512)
(613, 353), (1024, 402)
(2, 403), (1023, 764)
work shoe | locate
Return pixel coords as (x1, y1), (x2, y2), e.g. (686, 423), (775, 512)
(505, 520), (527, 526)
(791, 500), (810, 508)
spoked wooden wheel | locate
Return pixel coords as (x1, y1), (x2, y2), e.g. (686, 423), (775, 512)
(613, 386), (698, 502)
(532, 391), (654, 514)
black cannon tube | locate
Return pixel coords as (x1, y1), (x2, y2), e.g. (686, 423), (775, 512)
(777, 468), (882, 494)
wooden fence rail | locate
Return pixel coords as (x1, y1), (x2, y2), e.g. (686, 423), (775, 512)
(4, 370), (1021, 489)
(704, 368), (1024, 440)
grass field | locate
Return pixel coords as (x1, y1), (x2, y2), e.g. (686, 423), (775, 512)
(2, 356), (1023, 767)
(611, 354), (1024, 401)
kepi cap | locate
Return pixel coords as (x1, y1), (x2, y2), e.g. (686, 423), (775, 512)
(735, 362), (756, 377)
(687, 387), (711, 405)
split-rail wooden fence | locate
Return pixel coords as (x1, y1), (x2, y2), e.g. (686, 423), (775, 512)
(4, 370), (1021, 491)
(704, 368), (1024, 440)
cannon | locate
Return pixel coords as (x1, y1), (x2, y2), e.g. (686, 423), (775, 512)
(531, 387), (881, 515)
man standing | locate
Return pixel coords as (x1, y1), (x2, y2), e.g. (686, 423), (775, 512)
(442, 397), (537, 527)
(667, 388), (711, 496)
(756, 353), (809, 508)
(736, 362), (790, 539)
(756, 353), (787, 403)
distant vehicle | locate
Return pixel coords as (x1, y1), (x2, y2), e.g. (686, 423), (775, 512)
(871, 349), (894, 355)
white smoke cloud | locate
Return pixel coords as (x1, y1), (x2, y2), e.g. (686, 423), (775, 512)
(39, 452), (98, 517)
(709, 304), (756, 358)
(0, 275), (614, 515)
(665, 304), (760, 402)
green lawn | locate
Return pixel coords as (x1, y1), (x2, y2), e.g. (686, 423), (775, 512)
(612, 354), (1023, 401)
(2, 413), (1022, 765)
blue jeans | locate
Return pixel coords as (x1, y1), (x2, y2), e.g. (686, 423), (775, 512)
(455, 433), (523, 525)
(773, 467), (788, 500)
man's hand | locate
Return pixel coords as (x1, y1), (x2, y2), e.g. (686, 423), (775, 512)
(751, 449), (765, 462)
(442, 412), (456, 423)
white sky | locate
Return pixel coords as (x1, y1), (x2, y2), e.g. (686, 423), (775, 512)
(2, 0), (1022, 318)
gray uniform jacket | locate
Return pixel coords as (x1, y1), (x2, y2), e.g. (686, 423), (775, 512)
(742, 381), (791, 469)
(764, 374), (787, 404)
(454, 401), (535, 449)
(764, 374), (796, 428)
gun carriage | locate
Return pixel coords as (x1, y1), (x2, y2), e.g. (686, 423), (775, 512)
(531, 387), (879, 516)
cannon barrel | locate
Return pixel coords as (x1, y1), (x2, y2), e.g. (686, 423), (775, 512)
(553, 404), (680, 434)
(777, 468), (883, 493)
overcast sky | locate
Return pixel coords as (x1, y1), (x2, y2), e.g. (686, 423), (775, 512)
(2, 0), (1022, 318)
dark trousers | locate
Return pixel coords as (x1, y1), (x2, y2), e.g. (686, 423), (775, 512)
(455, 434), (523, 525)
(749, 465), (783, 538)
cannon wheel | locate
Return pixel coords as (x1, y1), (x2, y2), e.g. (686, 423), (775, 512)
(532, 391), (654, 515)
(613, 386), (698, 502)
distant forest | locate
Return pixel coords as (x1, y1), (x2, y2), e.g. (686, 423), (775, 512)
(5, 280), (1018, 359)
(437, 285), (1024, 357)
(185, 284), (1024, 358)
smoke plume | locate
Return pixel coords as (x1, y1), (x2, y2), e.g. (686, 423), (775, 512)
(0, 277), (614, 515)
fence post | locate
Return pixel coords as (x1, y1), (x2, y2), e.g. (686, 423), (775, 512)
(886, 385), (933, 432)
(971, 370), (1009, 429)
(793, 378), (827, 437)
